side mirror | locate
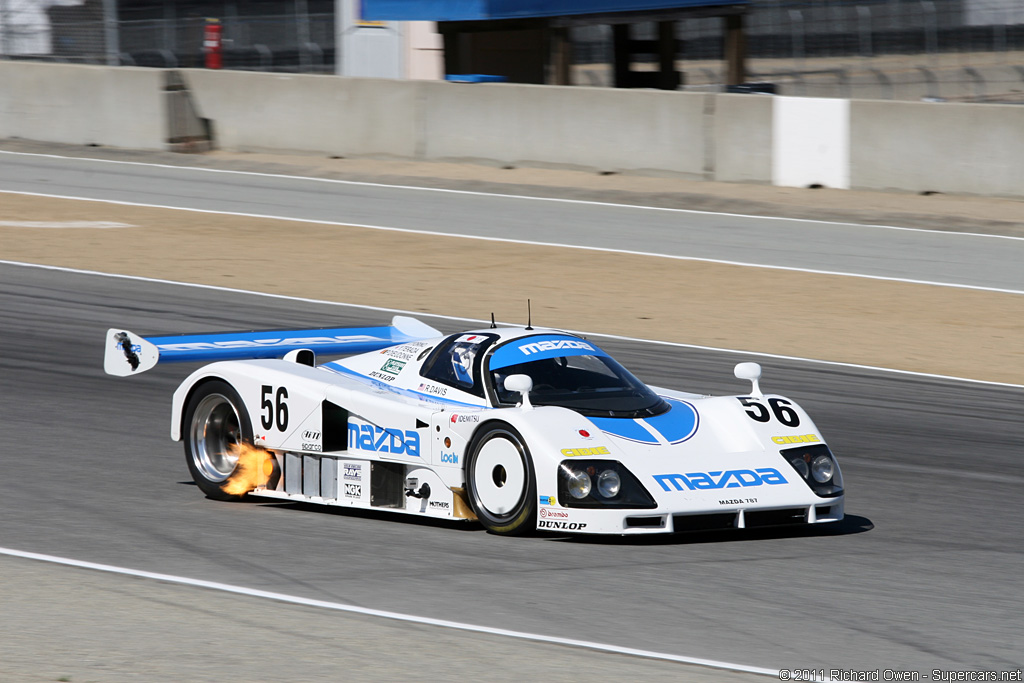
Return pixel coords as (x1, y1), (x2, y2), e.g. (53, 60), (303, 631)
(504, 374), (534, 409)
(734, 362), (763, 398)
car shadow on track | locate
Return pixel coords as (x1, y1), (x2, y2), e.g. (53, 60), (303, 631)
(552, 514), (874, 546)
(210, 488), (874, 544)
(248, 499), (484, 532)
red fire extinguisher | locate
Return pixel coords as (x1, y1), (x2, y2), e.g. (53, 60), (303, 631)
(204, 18), (223, 69)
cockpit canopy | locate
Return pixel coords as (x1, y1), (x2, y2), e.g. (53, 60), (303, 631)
(420, 331), (668, 418)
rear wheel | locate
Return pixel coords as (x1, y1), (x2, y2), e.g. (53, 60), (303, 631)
(465, 424), (536, 535)
(183, 380), (252, 501)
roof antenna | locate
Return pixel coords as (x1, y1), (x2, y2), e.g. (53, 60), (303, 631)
(489, 312), (496, 329)
(526, 299), (533, 330)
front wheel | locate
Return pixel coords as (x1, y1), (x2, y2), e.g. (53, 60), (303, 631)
(183, 380), (253, 501)
(465, 424), (536, 535)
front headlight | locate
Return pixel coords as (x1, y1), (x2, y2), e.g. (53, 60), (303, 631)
(780, 444), (843, 497)
(811, 454), (834, 483)
(566, 470), (592, 499)
(791, 458), (809, 479)
(596, 470), (621, 498)
(557, 461), (656, 509)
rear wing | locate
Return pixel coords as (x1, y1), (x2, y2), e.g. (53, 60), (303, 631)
(104, 315), (441, 377)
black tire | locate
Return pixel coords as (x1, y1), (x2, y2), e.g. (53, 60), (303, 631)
(465, 423), (536, 535)
(182, 380), (253, 501)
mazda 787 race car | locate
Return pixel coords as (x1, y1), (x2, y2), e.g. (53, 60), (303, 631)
(104, 316), (844, 535)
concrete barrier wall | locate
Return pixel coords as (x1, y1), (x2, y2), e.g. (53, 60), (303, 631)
(711, 93), (772, 184)
(850, 100), (1024, 197)
(182, 70), (420, 157)
(3, 62), (1024, 198)
(0, 62), (165, 150)
(184, 70), (709, 176)
(419, 81), (708, 176)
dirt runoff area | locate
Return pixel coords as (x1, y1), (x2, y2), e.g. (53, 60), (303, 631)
(1, 152), (1022, 386)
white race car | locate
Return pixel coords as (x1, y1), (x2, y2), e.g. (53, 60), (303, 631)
(104, 317), (844, 535)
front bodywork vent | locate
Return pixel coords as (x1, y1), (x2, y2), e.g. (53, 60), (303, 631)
(673, 513), (736, 532)
(745, 508), (807, 528)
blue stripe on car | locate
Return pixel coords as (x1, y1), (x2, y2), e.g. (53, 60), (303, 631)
(588, 398), (699, 445)
(489, 334), (609, 371)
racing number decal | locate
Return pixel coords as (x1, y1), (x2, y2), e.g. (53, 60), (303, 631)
(737, 397), (800, 427)
(737, 397), (770, 422)
(768, 398), (799, 427)
(261, 385), (289, 431)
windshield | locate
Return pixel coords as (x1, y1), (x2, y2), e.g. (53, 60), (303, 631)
(419, 333), (496, 398)
(489, 352), (668, 418)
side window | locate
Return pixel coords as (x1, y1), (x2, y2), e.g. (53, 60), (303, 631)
(420, 334), (494, 397)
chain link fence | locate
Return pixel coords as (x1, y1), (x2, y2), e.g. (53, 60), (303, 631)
(574, 0), (1024, 101)
(117, 13), (334, 70)
(2, 0), (1023, 101)
(0, 0), (336, 71)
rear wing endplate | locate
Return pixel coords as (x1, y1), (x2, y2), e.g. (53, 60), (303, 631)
(104, 316), (441, 377)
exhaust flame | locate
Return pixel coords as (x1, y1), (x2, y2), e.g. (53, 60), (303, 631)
(221, 443), (275, 496)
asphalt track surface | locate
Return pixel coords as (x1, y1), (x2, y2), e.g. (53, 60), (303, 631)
(1, 150), (1023, 292)
(2, 262), (1022, 677)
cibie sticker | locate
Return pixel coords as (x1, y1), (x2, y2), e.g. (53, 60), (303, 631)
(561, 446), (610, 457)
(771, 434), (819, 445)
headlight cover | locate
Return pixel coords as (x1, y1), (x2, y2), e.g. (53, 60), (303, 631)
(557, 460), (656, 509)
(810, 454), (834, 483)
(780, 444), (843, 497)
(596, 469), (621, 498)
(566, 469), (592, 499)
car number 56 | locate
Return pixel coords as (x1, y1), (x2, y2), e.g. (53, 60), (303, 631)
(737, 396), (800, 427)
(261, 385), (289, 431)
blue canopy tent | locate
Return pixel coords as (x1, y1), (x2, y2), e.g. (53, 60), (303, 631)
(362, 0), (742, 21)
(362, 0), (750, 87)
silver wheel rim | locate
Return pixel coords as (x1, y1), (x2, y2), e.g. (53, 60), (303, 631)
(190, 393), (241, 483)
(472, 433), (527, 519)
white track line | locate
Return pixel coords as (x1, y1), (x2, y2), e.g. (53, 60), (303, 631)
(0, 219), (133, 228)
(0, 546), (778, 677)
(2, 148), (1022, 242)
(3, 259), (1022, 390)
(2, 189), (1021, 295)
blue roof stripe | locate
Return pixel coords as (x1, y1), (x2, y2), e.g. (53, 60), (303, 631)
(489, 334), (608, 371)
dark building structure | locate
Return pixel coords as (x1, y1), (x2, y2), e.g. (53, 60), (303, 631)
(363, 0), (750, 87)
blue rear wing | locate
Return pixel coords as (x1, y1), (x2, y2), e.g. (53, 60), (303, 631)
(103, 316), (442, 377)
